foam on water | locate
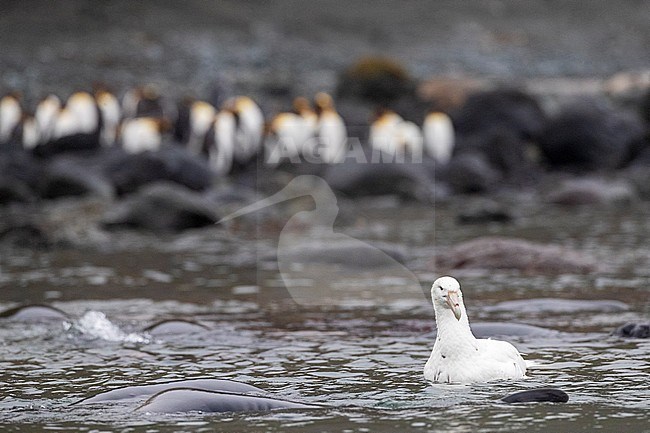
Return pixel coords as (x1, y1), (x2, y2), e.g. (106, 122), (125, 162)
(72, 311), (149, 344)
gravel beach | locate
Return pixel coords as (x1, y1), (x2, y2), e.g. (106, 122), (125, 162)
(2, 0), (649, 106)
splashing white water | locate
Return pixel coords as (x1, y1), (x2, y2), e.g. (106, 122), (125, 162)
(73, 311), (149, 343)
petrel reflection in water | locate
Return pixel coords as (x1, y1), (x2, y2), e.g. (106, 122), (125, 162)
(219, 175), (426, 307)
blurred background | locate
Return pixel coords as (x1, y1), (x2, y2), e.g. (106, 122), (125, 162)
(3, 0), (649, 106)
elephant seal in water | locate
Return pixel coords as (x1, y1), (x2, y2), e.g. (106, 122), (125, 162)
(137, 388), (321, 413)
(612, 322), (650, 338)
(74, 379), (264, 404)
(501, 388), (569, 403)
(136, 387), (568, 413)
(0, 304), (70, 322)
(143, 319), (211, 336)
(77, 378), (568, 413)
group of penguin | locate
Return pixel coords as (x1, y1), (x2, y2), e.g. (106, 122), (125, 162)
(0, 86), (455, 176)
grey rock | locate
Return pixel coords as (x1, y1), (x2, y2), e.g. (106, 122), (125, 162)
(102, 182), (219, 233)
(546, 178), (636, 206)
(485, 298), (628, 314)
(435, 236), (598, 274)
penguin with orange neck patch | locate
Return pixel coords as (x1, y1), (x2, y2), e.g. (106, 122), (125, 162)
(205, 107), (237, 176)
(174, 97), (217, 156)
(266, 97), (319, 167)
(122, 84), (166, 119)
(0, 92), (23, 149)
(369, 108), (423, 161)
(313, 92), (347, 163)
(32, 91), (103, 158)
(222, 96), (264, 171)
(93, 84), (121, 147)
(119, 116), (171, 154)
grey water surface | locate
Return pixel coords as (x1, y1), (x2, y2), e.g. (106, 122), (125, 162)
(1, 200), (649, 432)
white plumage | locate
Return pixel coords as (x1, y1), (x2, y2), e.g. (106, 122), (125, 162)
(394, 120), (423, 160)
(224, 96), (264, 165)
(266, 112), (315, 164)
(423, 112), (455, 164)
(120, 117), (162, 154)
(314, 92), (347, 163)
(35, 94), (61, 143)
(95, 90), (121, 146)
(424, 276), (526, 384)
(0, 94), (22, 143)
(187, 100), (216, 155)
(369, 110), (403, 154)
(21, 116), (41, 150)
(208, 110), (236, 176)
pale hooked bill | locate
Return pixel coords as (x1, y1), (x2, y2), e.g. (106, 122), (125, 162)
(424, 276), (526, 384)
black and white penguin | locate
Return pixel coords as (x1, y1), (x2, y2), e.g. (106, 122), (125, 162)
(0, 92), (23, 147)
(423, 111), (455, 164)
(16, 113), (42, 151)
(206, 109), (237, 176)
(222, 96), (264, 167)
(174, 98), (217, 156)
(34, 94), (61, 144)
(313, 92), (347, 163)
(33, 91), (103, 157)
(122, 84), (166, 119)
(94, 87), (121, 147)
(119, 116), (169, 154)
(369, 109), (423, 161)
(266, 97), (318, 165)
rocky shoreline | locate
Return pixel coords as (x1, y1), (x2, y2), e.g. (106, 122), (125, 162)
(0, 74), (649, 251)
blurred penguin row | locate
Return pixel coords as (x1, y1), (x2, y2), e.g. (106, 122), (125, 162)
(0, 86), (454, 175)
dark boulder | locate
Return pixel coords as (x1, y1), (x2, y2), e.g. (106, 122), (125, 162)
(39, 156), (114, 200)
(452, 88), (546, 141)
(103, 150), (170, 195)
(103, 145), (213, 195)
(156, 144), (213, 192)
(32, 133), (101, 158)
(337, 56), (415, 105)
(0, 176), (36, 204)
(539, 102), (645, 171)
(445, 152), (501, 194)
(324, 159), (437, 202)
(456, 198), (513, 224)
(0, 150), (44, 192)
(102, 182), (219, 233)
